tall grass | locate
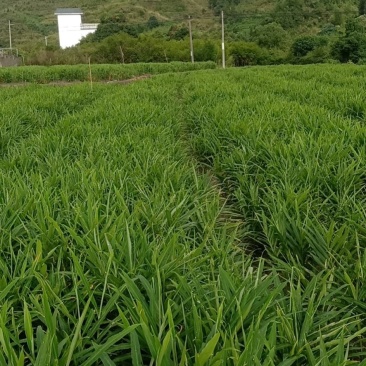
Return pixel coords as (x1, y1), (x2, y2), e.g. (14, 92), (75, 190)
(1, 64), (366, 364)
(0, 62), (216, 84)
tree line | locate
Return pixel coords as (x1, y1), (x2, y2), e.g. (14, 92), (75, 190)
(22, 0), (366, 66)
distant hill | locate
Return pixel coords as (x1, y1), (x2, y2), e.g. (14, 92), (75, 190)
(0, 0), (359, 50)
(0, 0), (210, 48)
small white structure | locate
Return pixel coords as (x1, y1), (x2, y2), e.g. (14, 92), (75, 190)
(55, 8), (98, 49)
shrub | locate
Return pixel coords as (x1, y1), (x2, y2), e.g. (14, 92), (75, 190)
(318, 23), (340, 36)
(229, 42), (267, 66)
(291, 36), (327, 57)
(194, 40), (220, 62)
(147, 16), (159, 30)
(331, 18), (366, 63)
(249, 22), (289, 50)
(331, 34), (366, 63)
(167, 25), (189, 40)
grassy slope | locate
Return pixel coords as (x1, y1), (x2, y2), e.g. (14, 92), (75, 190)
(0, 0), (359, 49)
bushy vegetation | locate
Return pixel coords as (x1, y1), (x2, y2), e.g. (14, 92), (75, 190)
(228, 42), (268, 66)
(249, 22), (289, 50)
(25, 33), (220, 65)
(5, 0), (364, 67)
(331, 18), (366, 63)
(208, 0), (241, 15)
(18, 8), (366, 67)
(2, 65), (366, 364)
(83, 14), (155, 42)
(0, 62), (216, 83)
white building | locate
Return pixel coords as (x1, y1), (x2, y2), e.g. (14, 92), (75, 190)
(55, 8), (98, 49)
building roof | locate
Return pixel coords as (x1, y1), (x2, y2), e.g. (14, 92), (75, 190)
(55, 8), (83, 15)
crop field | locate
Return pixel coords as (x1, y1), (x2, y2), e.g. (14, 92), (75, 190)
(1, 64), (366, 365)
(0, 62), (216, 84)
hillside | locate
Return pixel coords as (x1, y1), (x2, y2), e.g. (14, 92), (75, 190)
(0, 0), (359, 51)
(0, 0), (210, 48)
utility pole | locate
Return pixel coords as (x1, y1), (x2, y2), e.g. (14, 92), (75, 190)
(221, 11), (226, 69)
(8, 20), (13, 49)
(45, 36), (48, 47)
(188, 16), (194, 64)
(119, 45), (125, 64)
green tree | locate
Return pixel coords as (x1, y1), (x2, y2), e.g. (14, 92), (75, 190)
(273, 0), (305, 29)
(90, 14), (146, 42)
(291, 36), (327, 57)
(332, 9), (343, 25)
(249, 22), (289, 49)
(331, 18), (366, 63)
(195, 40), (219, 61)
(359, 0), (366, 15)
(167, 25), (189, 40)
(229, 42), (267, 66)
(318, 23), (339, 36)
(209, 0), (241, 15)
(147, 16), (159, 30)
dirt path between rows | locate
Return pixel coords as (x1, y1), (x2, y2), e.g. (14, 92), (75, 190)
(0, 74), (151, 87)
